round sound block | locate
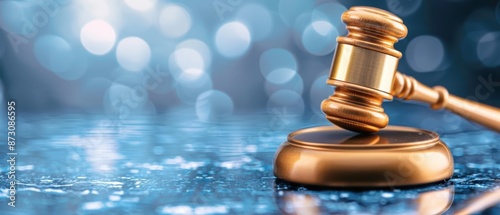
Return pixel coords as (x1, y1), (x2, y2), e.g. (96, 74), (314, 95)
(273, 126), (454, 187)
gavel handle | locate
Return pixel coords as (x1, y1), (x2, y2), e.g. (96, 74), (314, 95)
(392, 72), (500, 132)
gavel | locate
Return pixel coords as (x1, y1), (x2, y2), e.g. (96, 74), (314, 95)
(321, 6), (500, 133)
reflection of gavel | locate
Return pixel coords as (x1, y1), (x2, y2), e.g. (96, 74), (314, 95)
(321, 6), (500, 133)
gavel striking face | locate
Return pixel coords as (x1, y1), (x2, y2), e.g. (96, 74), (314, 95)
(321, 7), (500, 133)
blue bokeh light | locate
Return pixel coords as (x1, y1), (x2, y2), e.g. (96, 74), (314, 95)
(116, 37), (151, 72)
(169, 48), (205, 79)
(0, 1), (33, 35)
(158, 4), (191, 38)
(267, 90), (305, 116)
(266, 68), (297, 85)
(236, 3), (273, 41)
(1, 1), (497, 114)
(405, 35), (445, 72)
(278, 0), (315, 26)
(34, 34), (74, 74)
(112, 69), (143, 87)
(265, 71), (304, 96)
(59, 55), (88, 81)
(175, 49), (203, 69)
(103, 83), (134, 114)
(215, 22), (251, 58)
(302, 20), (339, 56)
(76, 0), (117, 23)
(311, 2), (347, 35)
(176, 39), (212, 71)
(102, 80), (156, 115)
(259, 48), (297, 78)
(476, 32), (500, 67)
(124, 0), (157, 12)
(80, 20), (117, 55)
(176, 72), (213, 105)
(386, 0), (422, 17)
(196, 90), (234, 122)
(309, 74), (333, 117)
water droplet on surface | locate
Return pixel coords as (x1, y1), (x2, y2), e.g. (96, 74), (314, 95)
(381, 192), (394, 198)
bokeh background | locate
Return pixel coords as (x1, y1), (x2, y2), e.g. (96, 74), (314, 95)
(1, 2), (499, 214)
(0, 0), (499, 121)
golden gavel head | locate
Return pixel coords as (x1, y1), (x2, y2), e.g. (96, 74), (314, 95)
(321, 6), (408, 133)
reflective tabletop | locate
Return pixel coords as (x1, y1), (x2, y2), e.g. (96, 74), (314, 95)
(1, 105), (499, 214)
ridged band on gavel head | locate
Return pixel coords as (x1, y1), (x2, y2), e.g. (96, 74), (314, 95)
(328, 6), (408, 94)
(321, 82), (389, 133)
(338, 6), (407, 58)
(322, 6), (408, 133)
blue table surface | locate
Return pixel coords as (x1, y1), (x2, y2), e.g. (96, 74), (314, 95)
(0, 105), (499, 215)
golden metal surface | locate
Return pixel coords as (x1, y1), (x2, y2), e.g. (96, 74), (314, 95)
(455, 187), (500, 215)
(275, 194), (321, 215)
(393, 72), (500, 132)
(329, 44), (398, 93)
(337, 6), (407, 58)
(416, 187), (454, 215)
(322, 6), (406, 133)
(273, 126), (453, 187)
(322, 80), (390, 133)
(321, 6), (500, 133)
